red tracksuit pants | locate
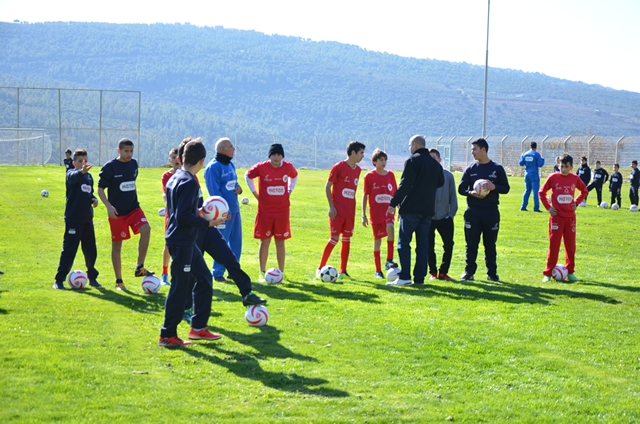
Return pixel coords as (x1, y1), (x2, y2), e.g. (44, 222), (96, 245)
(544, 215), (577, 276)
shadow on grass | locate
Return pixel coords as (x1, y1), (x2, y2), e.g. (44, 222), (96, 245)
(0, 289), (6, 314)
(580, 280), (640, 292)
(214, 281), (319, 304)
(285, 278), (381, 304)
(73, 287), (168, 313)
(378, 278), (621, 305)
(184, 343), (349, 398)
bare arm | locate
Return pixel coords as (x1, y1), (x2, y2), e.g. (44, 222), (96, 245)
(97, 187), (117, 218)
(325, 181), (337, 220)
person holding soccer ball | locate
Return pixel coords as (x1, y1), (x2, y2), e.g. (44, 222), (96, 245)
(317, 140), (366, 280)
(53, 149), (100, 290)
(539, 153), (588, 282)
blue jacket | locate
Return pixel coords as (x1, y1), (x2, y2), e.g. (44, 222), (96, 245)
(519, 149), (544, 179)
(203, 154), (240, 215)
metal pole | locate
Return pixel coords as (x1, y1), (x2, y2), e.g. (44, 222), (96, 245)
(99, 90), (103, 165)
(383, 135), (386, 153)
(449, 136), (456, 172)
(614, 136), (625, 164)
(563, 135), (571, 153)
(539, 135), (549, 161)
(586, 135), (595, 163)
(58, 89), (62, 165)
(520, 136), (528, 153)
(16, 88), (20, 165)
(314, 135), (317, 170)
(482, 0), (491, 138)
(500, 135), (508, 166)
(137, 91), (141, 166)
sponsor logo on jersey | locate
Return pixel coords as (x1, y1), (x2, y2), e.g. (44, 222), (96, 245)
(184, 265), (191, 272)
(342, 188), (355, 199)
(264, 175), (272, 182)
(489, 171), (497, 178)
(68, 228), (76, 234)
(492, 223), (499, 231)
(525, 156), (534, 162)
(387, 183), (393, 191)
(267, 186), (286, 196)
(120, 181), (136, 192)
(81, 184), (92, 193)
(557, 194), (573, 204)
(354, 178), (359, 186)
(283, 174), (289, 182)
(375, 194), (392, 204)
(225, 180), (237, 191)
(464, 221), (471, 229)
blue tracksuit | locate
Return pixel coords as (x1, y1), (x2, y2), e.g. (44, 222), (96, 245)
(519, 149), (544, 211)
(203, 154), (242, 278)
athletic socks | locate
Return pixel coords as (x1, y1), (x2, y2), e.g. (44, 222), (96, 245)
(387, 240), (395, 261)
(319, 238), (338, 269)
(374, 250), (382, 273)
(340, 237), (351, 274)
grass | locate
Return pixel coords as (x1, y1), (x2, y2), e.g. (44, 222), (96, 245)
(1, 165), (640, 422)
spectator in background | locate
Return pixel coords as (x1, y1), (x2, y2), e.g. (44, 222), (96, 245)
(587, 161), (609, 206)
(630, 160), (640, 206)
(519, 141), (545, 212)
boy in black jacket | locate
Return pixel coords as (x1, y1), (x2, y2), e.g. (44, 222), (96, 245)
(587, 161), (609, 205)
(53, 149), (100, 289)
(159, 140), (225, 348)
(609, 163), (623, 207)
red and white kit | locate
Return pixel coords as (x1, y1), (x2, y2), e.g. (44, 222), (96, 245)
(363, 170), (397, 238)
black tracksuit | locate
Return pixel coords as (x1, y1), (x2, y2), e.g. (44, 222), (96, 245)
(630, 168), (640, 206)
(609, 171), (623, 206)
(587, 167), (609, 205)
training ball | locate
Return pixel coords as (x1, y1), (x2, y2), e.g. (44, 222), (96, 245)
(41, 189), (49, 197)
(68, 270), (88, 289)
(319, 265), (338, 283)
(201, 196), (229, 220)
(611, 203), (620, 210)
(600, 202), (609, 209)
(141, 275), (161, 293)
(473, 179), (490, 197)
(241, 197), (249, 205)
(630, 204), (638, 212)
(245, 305), (269, 327)
(265, 268), (283, 285)
(386, 267), (401, 282)
(579, 201), (586, 207)
(551, 264), (568, 281)
(158, 207), (166, 216)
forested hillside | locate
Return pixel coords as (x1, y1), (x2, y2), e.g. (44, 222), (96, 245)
(1, 21), (639, 167)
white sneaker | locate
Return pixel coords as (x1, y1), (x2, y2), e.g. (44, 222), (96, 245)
(258, 271), (266, 283)
(315, 268), (321, 279)
(386, 278), (412, 286)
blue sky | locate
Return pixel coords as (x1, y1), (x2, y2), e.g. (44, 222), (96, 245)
(2, 0), (639, 93)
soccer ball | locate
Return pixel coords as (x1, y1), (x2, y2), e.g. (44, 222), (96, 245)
(264, 268), (283, 285)
(245, 305), (269, 327)
(611, 203), (620, 210)
(141, 275), (161, 293)
(472, 179), (490, 197)
(68, 270), (88, 289)
(241, 197), (249, 205)
(600, 202), (609, 209)
(551, 264), (568, 281)
(158, 207), (166, 216)
(579, 201), (586, 207)
(319, 265), (338, 283)
(201, 196), (229, 220)
(386, 267), (401, 282)
(630, 204), (638, 212)
(41, 189), (49, 197)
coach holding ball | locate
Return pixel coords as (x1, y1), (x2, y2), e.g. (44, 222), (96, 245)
(458, 138), (510, 282)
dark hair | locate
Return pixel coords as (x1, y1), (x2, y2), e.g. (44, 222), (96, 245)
(73, 148), (87, 161)
(472, 138), (489, 152)
(183, 140), (206, 166)
(169, 147), (179, 156)
(530, 141), (537, 149)
(633, 160), (638, 166)
(581, 156), (587, 162)
(555, 156), (561, 163)
(429, 148), (441, 159)
(347, 140), (366, 156)
(118, 138), (134, 150)
(371, 148), (387, 163)
(65, 148), (72, 155)
(178, 136), (196, 161)
(560, 153), (573, 166)
(595, 160), (601, 165)
(614, 163), (619, 168)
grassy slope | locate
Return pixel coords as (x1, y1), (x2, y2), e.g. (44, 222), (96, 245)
(1, 165), (639, 422)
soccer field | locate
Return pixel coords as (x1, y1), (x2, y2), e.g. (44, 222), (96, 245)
(1, 165), (639, 422)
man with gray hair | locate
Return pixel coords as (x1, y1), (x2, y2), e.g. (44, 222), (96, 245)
(203, 137), (243, 282)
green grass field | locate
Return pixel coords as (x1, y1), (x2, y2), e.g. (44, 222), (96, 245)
(1, 165), (639, 422)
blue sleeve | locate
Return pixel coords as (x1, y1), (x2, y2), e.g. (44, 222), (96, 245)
(536, 152), (545, 167)
(204, 162), (222, 197)
(97, 162), (112, 189)
(176, 180), (209, 229)
(519, 154), (526, 167)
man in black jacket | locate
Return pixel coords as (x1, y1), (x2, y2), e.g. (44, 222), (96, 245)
(387, 135), (444, 286)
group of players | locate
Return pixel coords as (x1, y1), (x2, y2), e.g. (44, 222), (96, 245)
(53, 136), (639, 346)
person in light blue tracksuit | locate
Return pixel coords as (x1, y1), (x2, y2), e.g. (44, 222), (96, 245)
(519, 141), (545, 212)
(203, 137), (243, 282)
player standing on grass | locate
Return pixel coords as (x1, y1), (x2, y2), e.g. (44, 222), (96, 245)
(245, 143), (298, 282)
(63, 148), (73, 172)
(317, 140), (366, 280)
(159, 139), (223, 347)
(539, 153), (588, 282)
(629, 160), (639, 206)
(160, 147), (180, 285)
(519, 141), (545, 212)
(361, 148), (398, 279)
(458, 138), (510, 282)
(577, 156), (591, 204)
(609, 163), (623, 207)
(587, 161), (609, 206)
(97, 138), (154, 291)
(53, 149), (101, 289)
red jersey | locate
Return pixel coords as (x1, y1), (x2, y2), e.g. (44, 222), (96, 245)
(328, 160), (362, 217)
(363, 170), (397, 224)
(539, 172), (588, 218)
(246, 160), (298, 215)
(161, 170), (175, 192)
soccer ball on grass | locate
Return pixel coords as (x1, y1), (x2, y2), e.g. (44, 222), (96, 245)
(319, 265), (338, 283)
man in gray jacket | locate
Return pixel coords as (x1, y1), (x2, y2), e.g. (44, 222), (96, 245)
(427, 149), (458, 281)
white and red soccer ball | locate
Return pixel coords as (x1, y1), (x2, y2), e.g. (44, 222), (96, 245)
(600, 202), (609, 209)
(68, 270), (88, 289)
(241, 197), (249, 205)
(245, 305), (269, 327)
(319, 265), (338, 283)
(386, 267), (401, 282)
(473, 179), (490, 197)
(265, 268), (283, 284)
(201, 196), (229, 221)
(611, 203), (620, 210)
(141, 275), (161, 293)
(551, 264), (568, 281)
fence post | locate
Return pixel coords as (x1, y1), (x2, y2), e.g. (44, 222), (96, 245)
(586, 135), (595, 163)
(563, 135), (571, 153)
(539, 135), (549, 158)
(615, 136), (625, 164)
(500, 135), (508, 166)
(465, 136), (474, 167)
(448, 136), (456, 172)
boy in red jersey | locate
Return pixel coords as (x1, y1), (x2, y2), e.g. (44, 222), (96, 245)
(245, 144), (298, 282)
(317, 140), (366, 280)
(160, 147), (180, 285)
(539, 153), (588, 282)
(361, 149), (398, 278)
